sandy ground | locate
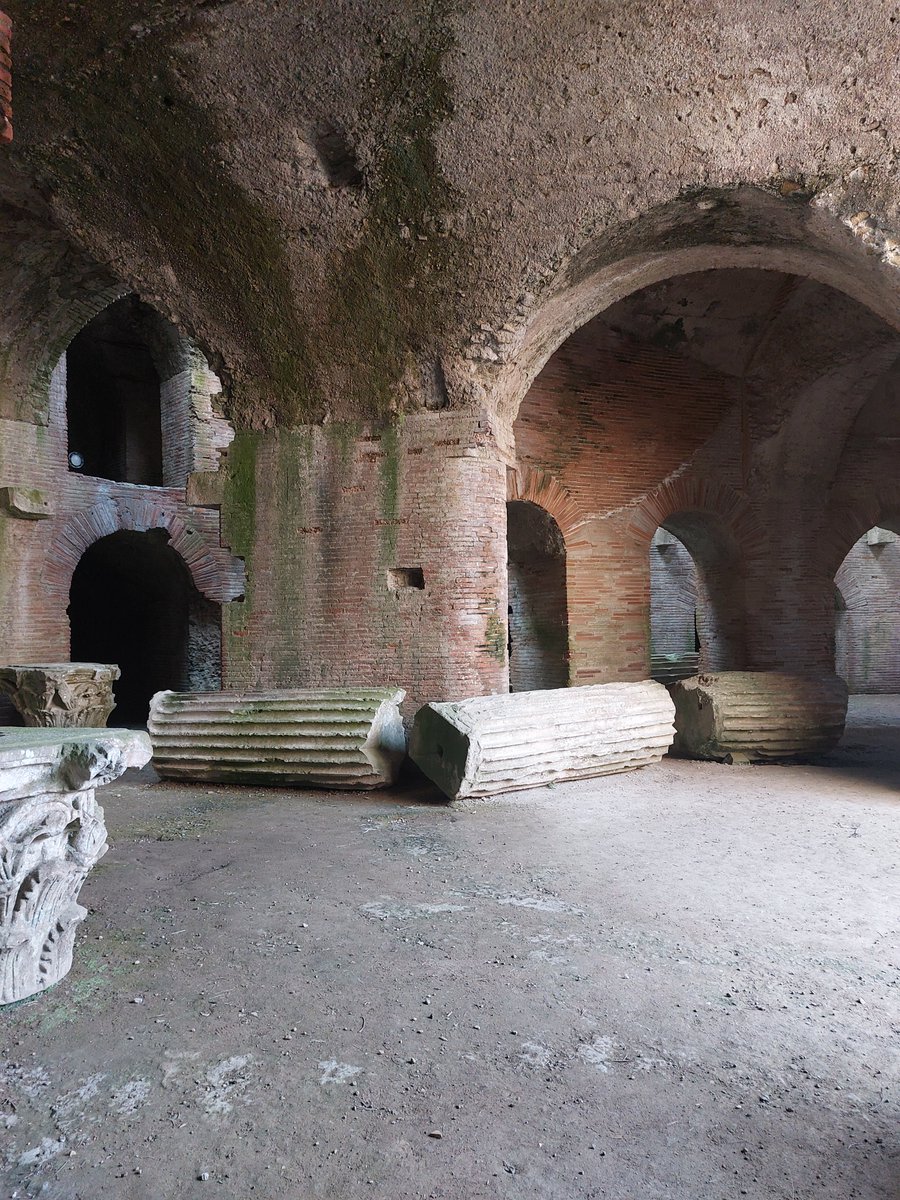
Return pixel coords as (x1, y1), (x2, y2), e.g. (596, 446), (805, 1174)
(1, 697), (898, 1200)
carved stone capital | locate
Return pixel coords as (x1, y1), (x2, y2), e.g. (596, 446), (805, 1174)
(0, 663), (120, 728)
(0, 728), (151, 1004)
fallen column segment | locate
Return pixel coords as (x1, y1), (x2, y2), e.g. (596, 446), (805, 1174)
(148, 688), (407, 789)
(0, 727), (151, 1005)
(669, 671), (848, 762)
(409, 682), (675, 800)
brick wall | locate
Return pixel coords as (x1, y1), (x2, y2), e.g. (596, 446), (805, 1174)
(161, 348), (233, 487)
(649, 530), (697, 658)
(219, 415), (509, 714)
(514, 318), (737, 520)
(0, 321), (241, 717)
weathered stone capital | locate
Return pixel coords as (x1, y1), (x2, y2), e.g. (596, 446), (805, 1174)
(0, 728), (151, 1004)
(0, 663), (120, 728)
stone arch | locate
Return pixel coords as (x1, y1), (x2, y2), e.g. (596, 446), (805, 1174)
(42, 492), (245, 610)
(469, 187), (900, 425)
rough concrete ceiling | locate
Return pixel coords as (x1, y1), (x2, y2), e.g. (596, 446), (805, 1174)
(3, 2), (900, 426)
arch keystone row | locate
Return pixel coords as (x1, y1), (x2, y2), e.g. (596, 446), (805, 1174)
(43, 490), (245, 606)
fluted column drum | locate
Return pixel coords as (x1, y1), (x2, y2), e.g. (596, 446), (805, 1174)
(669, 672), (848, 763)
(148, 688), (407, 789)
(409, 682), (675, 800)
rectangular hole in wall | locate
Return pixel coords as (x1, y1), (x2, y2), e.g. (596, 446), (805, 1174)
(387, 566), (425, 591)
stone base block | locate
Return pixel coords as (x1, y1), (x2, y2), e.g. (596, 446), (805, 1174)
(0, 727), (151, 1005)
(148, 688), (407, 789)
(409, 682), (675, 800)
(0, 663), (120, 728)
(669, 672), (849, 763)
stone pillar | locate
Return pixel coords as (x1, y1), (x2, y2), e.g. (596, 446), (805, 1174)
(0, 727), (151, 1004)
(669, 671), (848, 762)
(0, 663), (120, 727)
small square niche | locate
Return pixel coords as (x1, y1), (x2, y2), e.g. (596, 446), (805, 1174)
(387, 566), (425, 590)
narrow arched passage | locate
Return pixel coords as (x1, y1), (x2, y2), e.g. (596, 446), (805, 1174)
(834, 527), (900, 693)
(649, 527), (701, 683)
(506, 500), (569, 691)
(652, 511), (746, 675)
(65, 296), (166, 485)
(68, 529), (221, 725)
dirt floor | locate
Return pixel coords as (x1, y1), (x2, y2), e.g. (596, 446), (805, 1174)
(2, 697), (898, 1200)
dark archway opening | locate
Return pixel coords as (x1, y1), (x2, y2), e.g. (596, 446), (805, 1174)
(649, 526), (702, 683)
(834, 526), (900, 693)
(507, 500), (569, 691)
(66, 296), (163, 485)
(69, 529), (221, 725)
(649, 512), (745, 681)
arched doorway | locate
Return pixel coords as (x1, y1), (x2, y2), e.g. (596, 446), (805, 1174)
(506, 500), (569, 691)
(648, 511), (746, 680)
(65, 296), (166, 485)
(649, 527), (701, 683)
(68, 529), (221, 725)
(834, 526), (900, 693)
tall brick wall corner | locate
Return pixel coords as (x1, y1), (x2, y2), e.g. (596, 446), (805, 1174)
(0, 11), (11, 144)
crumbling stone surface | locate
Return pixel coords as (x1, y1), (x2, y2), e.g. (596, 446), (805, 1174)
(409, 682), (675, 800)
(0, 725), (150, 1004)
(4, 3), (900, 427)
(148, 688), (407, 789)
(0, 662), (120, 727)
(669, 671), (849, 763)
(0, 10), (10, 145)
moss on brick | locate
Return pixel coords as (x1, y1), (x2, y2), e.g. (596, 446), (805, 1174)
(484, 610), (507, 664)
(221, 430), (260, 676)
(376, 418), (403, 566)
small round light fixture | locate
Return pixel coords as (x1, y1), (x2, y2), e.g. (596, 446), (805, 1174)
(68, 451), (85, 470)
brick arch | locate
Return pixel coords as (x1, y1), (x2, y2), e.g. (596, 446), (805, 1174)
(19, 283), (220, 426)
(26, 284), (131, 420)
(506, 465), (585, 539)
(43, 492), (245, 606)
(629, 477), (761, 672)
(626, 477), (765, 561)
